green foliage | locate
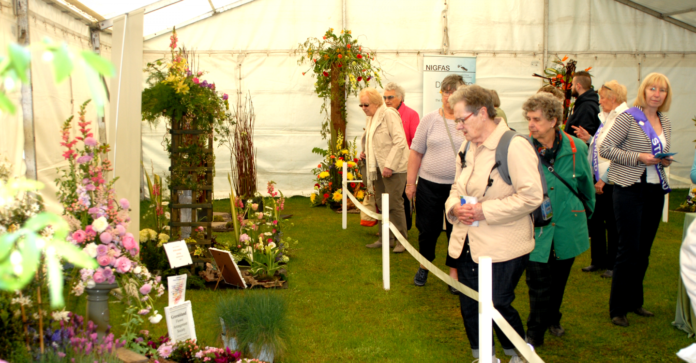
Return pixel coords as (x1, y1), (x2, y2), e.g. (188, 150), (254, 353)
(0, 39), (114, 116)
(0, 291), (26, 360)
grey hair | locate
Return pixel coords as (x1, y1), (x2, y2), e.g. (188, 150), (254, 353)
(441, 74), (466, 93)
(384, 82), (405, 101)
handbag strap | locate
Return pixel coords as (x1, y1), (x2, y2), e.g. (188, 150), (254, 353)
(440, 108), (458, 157)
(539, 157), (591, 211)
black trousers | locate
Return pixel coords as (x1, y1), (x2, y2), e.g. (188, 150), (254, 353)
(403, 189), (412, 230)
(588, 183), (619, 269)
(458, 241), (528, 356)
(415, 177), (456, 267)
(610, 181), (664, 318)
(526, 249), (575, 341)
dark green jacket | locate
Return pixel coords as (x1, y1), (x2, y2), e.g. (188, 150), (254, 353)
(531, 132), (596, 263)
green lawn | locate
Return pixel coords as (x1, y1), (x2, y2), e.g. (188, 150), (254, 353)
(69, 190), (695, 362)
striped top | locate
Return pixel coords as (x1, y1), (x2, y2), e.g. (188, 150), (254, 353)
(599, 106), (671, 188)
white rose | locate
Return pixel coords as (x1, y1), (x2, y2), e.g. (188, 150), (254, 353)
(149, 312), (163, 324)
(86, 279), (96, 289)
(267, 242), (276, 249)
(83, 243), (97, 258)
(165, 212), (171, 219)
(134, 266), (142, 275)
(91, 217), (109, 233)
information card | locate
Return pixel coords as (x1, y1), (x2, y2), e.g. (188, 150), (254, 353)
(168, 274), (187, 306)
(164, 300), (196, 343)
(163, 240), (193, 269)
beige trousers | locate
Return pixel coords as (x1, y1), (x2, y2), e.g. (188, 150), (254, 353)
(374, 171), (408, 242)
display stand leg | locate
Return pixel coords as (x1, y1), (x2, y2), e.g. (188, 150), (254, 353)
(214, 265), (226, 291)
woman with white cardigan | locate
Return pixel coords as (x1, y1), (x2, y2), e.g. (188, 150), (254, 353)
(573, 80), (628, 278)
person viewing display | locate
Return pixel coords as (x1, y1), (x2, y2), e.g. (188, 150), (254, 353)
(445, 84), (543, 362)
(522, 93), (595, 347)
(573, 80), (628, 278)
(406, 75), (466, 293)
(384, 82), (419, 232)
(537, 85), (565, 102)
(566, 71), (601, 141)
(359, 87), (410, 253)
(489, 89), (508, 124)
(600, 72), (673, 327)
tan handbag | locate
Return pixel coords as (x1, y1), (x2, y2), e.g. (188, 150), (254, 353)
(360, 193), (379, 227)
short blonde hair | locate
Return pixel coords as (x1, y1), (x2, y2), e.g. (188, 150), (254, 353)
(523, 93), (563, 129)
(599, 80), (627, 104)
(384, 82), (405, 101)
(537, 85), (564, 101)
(360, 88), (384, 107)
(449, 84), (496, 119)
(634, 73), (672, 112)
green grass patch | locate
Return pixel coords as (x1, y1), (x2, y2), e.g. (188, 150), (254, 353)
(69, 192), (696, 362)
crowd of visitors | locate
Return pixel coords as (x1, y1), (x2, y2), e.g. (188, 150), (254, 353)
(358, 71), (673, 361)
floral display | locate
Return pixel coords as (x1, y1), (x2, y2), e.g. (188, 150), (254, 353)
(534, 55), (593, 122)
(310, 133), (365, 208)
(157, 338), (242, 363)
(55, 100), (164, 326)
(297, 28), (382, 148)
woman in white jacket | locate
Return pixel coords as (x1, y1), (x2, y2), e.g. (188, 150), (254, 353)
(573, 80), (628, 278)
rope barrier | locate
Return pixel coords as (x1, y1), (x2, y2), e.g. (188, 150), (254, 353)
(344, 189), (544, 363)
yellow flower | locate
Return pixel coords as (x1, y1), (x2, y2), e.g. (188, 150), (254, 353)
(335, 160), (344, 168)
(310, 193), (317, 203)
(341, 149), (349, 155)
(332, 190), (342, 202)
(356, 190), (365, 200)
(347, 161), (356, 168)
(347, 172), (354, 180)
(319, 171), (330, 179)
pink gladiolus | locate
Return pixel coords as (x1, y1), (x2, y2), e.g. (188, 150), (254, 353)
(193, 77), (200, 84)
(119, 198), (130, 209)
(122, 233), (137, 250)
(72, 230), (87, 244)
(139, 283), (152, 295)
(84, 137), (98, 146)
(114, 257), (132, 273)
(99, 232), (112, 244)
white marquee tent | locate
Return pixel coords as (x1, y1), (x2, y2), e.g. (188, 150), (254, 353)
(2, 0), (696, 226)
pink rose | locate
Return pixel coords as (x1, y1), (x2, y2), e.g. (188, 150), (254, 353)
(97, 255), (113, 267)
(139, 283), (152, 295)
(114, 257), (132, 273)
(93, 270), (105, 283)
(72, 230), (87, 244)
(85, 225), (96, 236)
(119, 198), (130, 210)
(99, 232), (113, 244)
(193, 77), (200, 84)
(84, 137), (98, 147)
(122, 233), (137, 250)
(115, 225), (126, 236)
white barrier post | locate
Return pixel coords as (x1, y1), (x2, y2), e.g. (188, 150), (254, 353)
(479, 256), (493, 363)
(382, 193), (390, 290)
(342, 161), (348, 229)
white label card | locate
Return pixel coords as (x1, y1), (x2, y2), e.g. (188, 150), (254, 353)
(163, 240), (193, 269)
(167, 274), (187, 306)
(164, 300), (196, 343)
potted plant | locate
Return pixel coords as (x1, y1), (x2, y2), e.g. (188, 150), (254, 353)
(216, 292), (287, 363)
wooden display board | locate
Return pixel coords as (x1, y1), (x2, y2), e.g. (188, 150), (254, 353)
(209, 248), (247, 289)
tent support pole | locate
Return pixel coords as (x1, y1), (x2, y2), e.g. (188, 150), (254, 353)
(14, 0), (38, 180)
(90, 26), (110, 162)
(543, 0), (549, 72)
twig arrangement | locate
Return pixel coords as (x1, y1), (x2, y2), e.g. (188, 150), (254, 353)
(224, 92), (257, 199)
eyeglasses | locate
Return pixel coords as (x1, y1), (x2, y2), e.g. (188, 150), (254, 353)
(383, 95), (396, 100)
(601, 84), (612, 91)
(455, 113), (475, 124)
(440, 90), (454, 96)
(359, 104), (370, 108)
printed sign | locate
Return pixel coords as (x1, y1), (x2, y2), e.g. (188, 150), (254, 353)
(164, 300), (196, 343)
(168, 274), (187, 306)
(422, 55), (477, 115)
(163, 240), (193, 269)
(209, 248), (247, 289)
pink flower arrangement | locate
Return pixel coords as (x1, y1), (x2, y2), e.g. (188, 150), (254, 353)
(57, 100), (165, 325)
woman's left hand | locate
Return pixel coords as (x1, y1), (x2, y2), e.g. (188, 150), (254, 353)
(571, 125), (591, 143)
(382, 167), (393, 178)
(660, 157), (673, 167)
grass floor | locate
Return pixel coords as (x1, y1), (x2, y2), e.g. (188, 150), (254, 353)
(69, 190), (696, 362)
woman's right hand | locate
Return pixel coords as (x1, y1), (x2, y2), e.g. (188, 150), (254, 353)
(638, 153), (661, 166)
(595, 179), (605, 195)
(405, 184), (416, 200)
(359, 151), (366, 160)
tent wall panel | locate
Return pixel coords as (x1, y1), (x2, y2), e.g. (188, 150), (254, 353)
(0, 0), (25, 177)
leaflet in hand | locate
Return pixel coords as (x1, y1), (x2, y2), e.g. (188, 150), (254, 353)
(655, 152), (676, 159)
(460, 195), (479, 227)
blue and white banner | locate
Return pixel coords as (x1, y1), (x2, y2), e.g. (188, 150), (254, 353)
(422, 55), (477, 114)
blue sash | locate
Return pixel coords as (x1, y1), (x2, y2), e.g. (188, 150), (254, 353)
(590, 122), (604, 181)
(625, 107), (670, 193)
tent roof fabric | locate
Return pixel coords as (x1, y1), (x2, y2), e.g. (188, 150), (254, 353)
(73, 0), (696, 37)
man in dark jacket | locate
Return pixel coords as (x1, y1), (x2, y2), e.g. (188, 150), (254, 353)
(565, 71), (600, 142)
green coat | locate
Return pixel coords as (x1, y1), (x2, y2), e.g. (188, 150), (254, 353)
(531, 132), (596, 263)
